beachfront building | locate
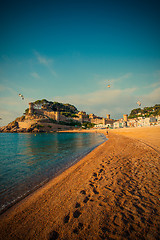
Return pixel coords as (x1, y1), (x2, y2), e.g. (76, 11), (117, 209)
(113, 120), (126, 129)
(128, 116), (158, 127)
(94, 123), (112, 129)
(113, 114), (128, 129)
(136, 117), (150, 127)
(149, 117), (158, 126)
(127, 118), (138, 128)
(113, 115), (160, 129)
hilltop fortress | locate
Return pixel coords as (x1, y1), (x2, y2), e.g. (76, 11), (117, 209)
(30, 102), (114, 123)
(2, 101), (115, 132)
(26, 102), (115, 127)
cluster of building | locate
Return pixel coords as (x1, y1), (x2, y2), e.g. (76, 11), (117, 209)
(28, 102), (115, 126)
(112, 114), (160, 129)
(76, 112), (115, 126)
(28, 102), (160, 129)
(93, 114), (160, 129)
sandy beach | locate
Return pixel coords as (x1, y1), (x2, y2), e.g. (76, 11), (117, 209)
(0, 127), (160, 240)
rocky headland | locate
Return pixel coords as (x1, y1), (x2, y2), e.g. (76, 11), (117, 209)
(0, 100), (81, 133)
(0, 114), (76, 133)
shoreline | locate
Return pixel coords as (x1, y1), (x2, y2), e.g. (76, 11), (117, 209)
(0, 131), (107, 215)
(0, 127), (160, 239)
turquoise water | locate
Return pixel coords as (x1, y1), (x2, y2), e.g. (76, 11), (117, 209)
(0, 132), (106, 213)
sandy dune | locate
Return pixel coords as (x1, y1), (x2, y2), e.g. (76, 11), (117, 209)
(0, 127), (160, 240)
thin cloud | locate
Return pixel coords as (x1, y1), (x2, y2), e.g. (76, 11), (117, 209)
(34, 51), (53, 66)
(55, 87), (137, 118)
(31, 72), (40, 79)
(150, 81), (160, 88)
(34, 51), (57, 77)
(0, 84), (18, 95)
(61, 87), (136, 106)
(142, 87), (160, 106)
(98, 73), (132, 87)
(103, 73), (132, 83)
(143, 81), (160, 89)
(55, 86), (160, 119)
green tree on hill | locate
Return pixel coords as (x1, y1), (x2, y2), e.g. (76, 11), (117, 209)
(128, 104), (160, 119)
(25, 99), (79, 117)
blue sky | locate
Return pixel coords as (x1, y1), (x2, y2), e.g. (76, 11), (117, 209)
(0, 0), (160, 126)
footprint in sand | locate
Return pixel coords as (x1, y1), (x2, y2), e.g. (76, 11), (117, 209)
(78, 222), (84, 230)
(63, 213), (70, 224)
(89, 182), (94, 187)
(73, 222), (84, 234)
(93, 172), (98, 177)
(100, 164), (105, 168)
(49, 230), (59, 240)
(99, 176), (103, 181)
(75, 202), (81, 208)
(80, 190), (86, 195)
(133, 203), (145, 215)
(94, 177), (98, 181)
(93, 187), (99, 194)
(101, 226), (111, 234)
(83, 196), (90, 203)
(73, 228), (79, 234)
(73, 210), (81, 218)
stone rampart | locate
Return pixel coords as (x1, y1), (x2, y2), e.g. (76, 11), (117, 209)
(18, 120), (39, 129)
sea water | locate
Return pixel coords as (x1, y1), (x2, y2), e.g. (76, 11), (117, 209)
(0, 132), (106, 213)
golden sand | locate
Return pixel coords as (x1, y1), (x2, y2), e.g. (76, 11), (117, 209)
(0, 127), (160, 240)
(110, 126), (160, 152)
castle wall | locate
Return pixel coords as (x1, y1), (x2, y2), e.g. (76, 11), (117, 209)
(90, 118), (103, 124)
(43, 111), (57, 120)
(35, 109), (67, 122)
(18, 120), (39, 129)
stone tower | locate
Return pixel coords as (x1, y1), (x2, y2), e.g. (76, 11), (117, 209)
(55, 111), (60, 122)
(29, 102), (34, 114)
(106, 114), (110, 120)
(123, 114), (128, 122)
(102, 118), (106, 125)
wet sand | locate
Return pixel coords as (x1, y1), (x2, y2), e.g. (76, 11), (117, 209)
(0, 127), (160, 240)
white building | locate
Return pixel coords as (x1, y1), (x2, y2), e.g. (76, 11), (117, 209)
(94, 123), (112, 129)
(113, 120), (127, 129)
(113, 116), (159, 129)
